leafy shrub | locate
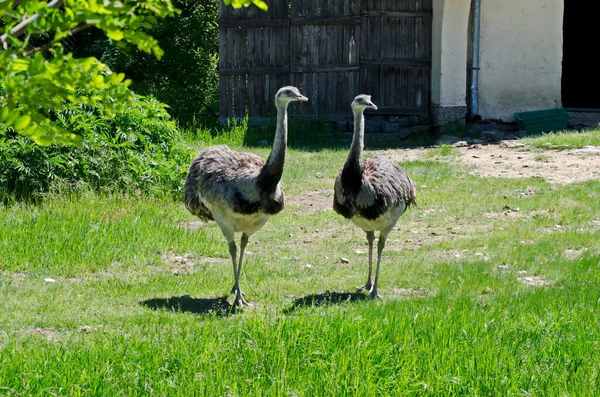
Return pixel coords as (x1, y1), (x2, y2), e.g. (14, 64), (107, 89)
(0, 96), (192, 201)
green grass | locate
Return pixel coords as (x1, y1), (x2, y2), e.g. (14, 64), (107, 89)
(521, 128), (600, 150)
(422, 144), (459, 158)
(2, 143), (600, 395)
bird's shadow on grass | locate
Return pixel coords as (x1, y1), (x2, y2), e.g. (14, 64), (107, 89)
(140, 295), (236, 317)
(283, 290), (368, 314)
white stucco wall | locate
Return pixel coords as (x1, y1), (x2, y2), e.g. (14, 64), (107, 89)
(478, 0), (564, 121)
(431, 0), (471, 109)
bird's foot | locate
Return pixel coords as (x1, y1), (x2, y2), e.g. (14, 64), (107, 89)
(368, 291), (382, 300)
(357, 282), (373, 293)
(232, 290), (250, 309)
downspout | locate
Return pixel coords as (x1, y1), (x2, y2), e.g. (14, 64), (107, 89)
(470, 0), (481, 120)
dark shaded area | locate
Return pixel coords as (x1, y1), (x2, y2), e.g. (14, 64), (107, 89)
(562, 1), (600, 108)
(241, 119), (442, 150)
(141, 295), (236, 317)
(70, 0), (219, 126)
(283, 290), (369, 314)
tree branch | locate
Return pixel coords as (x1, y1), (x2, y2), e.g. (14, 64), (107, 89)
(22, 23), (93, 58)
(1, 0), (64, 50)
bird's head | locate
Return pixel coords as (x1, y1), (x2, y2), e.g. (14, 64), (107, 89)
(275, 86), (309, 106)
(351, 94), (378, 112)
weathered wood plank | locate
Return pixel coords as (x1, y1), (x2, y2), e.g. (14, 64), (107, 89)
(359, 58), (430, 66)
(220, 67), (289, 75)
(291, 16), (360, 25)
(361, 10), (431, 18)
(219, 19), (288, 28)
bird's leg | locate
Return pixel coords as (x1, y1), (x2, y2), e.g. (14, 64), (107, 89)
(230, 233), (245, 295)
(370, 234), (387, 299)
(358, 231), (375, 292)
(231, 233), (249, 307)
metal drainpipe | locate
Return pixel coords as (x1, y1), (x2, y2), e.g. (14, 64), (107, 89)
(470, 0), (481, 120)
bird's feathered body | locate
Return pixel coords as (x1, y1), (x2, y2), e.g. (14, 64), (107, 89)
(334, 156), (415, 226)
(184, 145), (284, 235)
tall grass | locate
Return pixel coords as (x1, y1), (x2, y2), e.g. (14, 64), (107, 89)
(521, 128), (600, 149)
(184, 117), (248, 147)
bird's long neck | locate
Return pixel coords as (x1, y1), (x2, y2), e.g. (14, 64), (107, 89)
(259, 102), (288, 193)
(345, 108), (365, 172)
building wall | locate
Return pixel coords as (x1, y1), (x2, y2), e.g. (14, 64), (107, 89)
(478, 0), (564, 121)
(432, 0), (564, 124)
(431, 0), (471, 124)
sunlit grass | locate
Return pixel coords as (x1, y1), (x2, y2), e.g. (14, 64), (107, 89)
(521, 128), (600, 150)
(1, 140), (600, 395)
(422, 144), (460, 158)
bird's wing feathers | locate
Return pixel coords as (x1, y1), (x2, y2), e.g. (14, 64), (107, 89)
(185, 145), (272, 217)
(362, 156), (416, 207)
(333, 156), (415, 220)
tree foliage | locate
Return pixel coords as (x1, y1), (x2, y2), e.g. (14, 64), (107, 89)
(0, 0), (178, 145)
(74, 0), (219, 126)
(224, 0), (268, 11)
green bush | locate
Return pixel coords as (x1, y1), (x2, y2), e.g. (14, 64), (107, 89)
(0, 96), (192, 201)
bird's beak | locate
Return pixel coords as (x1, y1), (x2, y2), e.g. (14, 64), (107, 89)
(368, 103), (378, 110)
(296, 94), (309, 102)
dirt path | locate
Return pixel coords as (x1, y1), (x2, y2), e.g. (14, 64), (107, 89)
(375, 143), (600, 184)
(287, 142), (600, 215)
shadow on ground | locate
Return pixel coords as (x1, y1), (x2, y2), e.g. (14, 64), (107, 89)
(141, 295), (235, 316)
(283, 290), (368, 314)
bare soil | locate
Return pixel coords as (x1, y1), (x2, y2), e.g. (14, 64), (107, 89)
(286, 189), (333, 215)
(375, 142), (600, 184)
(285, 142), (600, 216)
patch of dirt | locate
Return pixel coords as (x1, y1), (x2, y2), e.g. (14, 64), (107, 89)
(286, 189), (333, 215)
(0, 330), (8, 350)
(484, 208), (556, 220)
(28, 327), (58, 340)
(563, 248), (588, 260)
(2, 272), (28, 281)
(387, 287), (430, 299)
(79, 325), (104, 333)
(177, 220), (205, 231)
(518, 275), (552, 287)
(375, 142), (600, 184)
(161, 251), (228, 275)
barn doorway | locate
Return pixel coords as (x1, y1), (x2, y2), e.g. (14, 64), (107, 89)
(562, 1), (600, 109)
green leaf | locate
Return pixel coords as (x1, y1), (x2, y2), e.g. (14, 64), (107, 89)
(253, 0), (268, 11)
(106, 30), (124, 41)
(14, 115), (31, 130)
(10, 59), (29, 71)
(5, 110), (20, 126)
(0, 106), (9, 122)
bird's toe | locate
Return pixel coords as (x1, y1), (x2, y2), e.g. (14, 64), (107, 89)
(368, 291), (382, 300)
(233, 292), (250, 308)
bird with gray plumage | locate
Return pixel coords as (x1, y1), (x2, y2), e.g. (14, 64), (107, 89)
(184, 86), (308, 308)
(333, 94), (416, 299)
